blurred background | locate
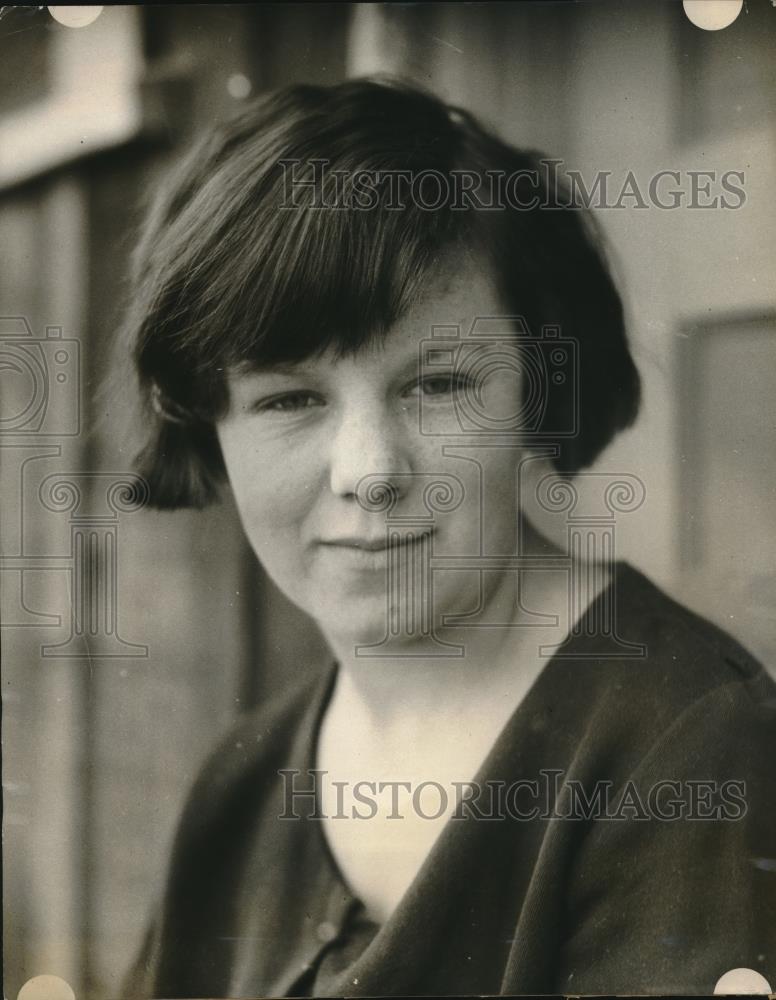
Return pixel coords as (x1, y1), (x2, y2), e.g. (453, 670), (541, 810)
(1, 3), (774, 998)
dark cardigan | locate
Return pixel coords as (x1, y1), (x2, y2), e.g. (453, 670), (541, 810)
(124, 562), (776, 997)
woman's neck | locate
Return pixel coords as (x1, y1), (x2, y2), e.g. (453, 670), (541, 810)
(321, 548), (612, 765)
(315, 552), (613, 924)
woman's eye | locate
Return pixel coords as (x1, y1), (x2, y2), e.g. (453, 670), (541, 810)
(414, 374), (472, 398)
(253, 391), (322, 413)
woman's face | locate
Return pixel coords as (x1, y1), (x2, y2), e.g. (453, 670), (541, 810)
(216, 251), (527, 648)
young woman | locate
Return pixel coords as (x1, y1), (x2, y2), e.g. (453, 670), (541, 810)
(122, 78), (775, 997)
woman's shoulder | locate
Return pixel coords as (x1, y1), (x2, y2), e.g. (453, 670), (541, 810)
(556, 562), (776, 774)
(173, 663), (335, 842)
(611, 560), (773, 705)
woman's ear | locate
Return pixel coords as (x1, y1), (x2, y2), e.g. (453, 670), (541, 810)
(515, 450), (570, 552)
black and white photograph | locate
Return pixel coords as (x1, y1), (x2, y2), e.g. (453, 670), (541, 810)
(2, 3), (775, 998)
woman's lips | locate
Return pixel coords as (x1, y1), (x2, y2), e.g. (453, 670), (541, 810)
(318, 530), (434, 567)
(320, 530), (434, 552)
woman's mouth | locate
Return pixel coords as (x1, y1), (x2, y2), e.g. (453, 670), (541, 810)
(318, 530), (435, 567)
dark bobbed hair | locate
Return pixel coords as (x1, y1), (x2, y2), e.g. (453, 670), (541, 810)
(123, 75), (640, 509)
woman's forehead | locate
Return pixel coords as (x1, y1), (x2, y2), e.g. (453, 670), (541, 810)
(356, 254), (506, 360)
(233, 250), (505, 377)
(402, 251), (502, 319)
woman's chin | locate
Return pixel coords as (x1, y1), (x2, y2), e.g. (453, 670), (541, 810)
(313, 595), (397, 650)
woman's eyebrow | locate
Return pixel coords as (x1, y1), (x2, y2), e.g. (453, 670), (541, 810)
(234, 361), (317, 378)
(394, 354), (425, 378)
(233, 349), (466, 383)
(391, 349), (461, 382)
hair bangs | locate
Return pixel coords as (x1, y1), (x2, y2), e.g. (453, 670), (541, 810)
(230, 201), (465, 375)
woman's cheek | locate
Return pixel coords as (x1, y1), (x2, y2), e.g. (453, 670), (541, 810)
(239, 460), (315, 541)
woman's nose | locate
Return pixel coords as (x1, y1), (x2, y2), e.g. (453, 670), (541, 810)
(327, 402), (412, 500)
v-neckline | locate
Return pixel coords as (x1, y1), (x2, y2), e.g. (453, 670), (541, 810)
(305, 560), (631, 931)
